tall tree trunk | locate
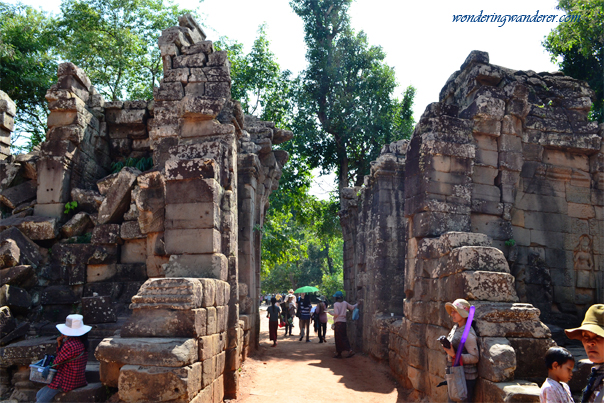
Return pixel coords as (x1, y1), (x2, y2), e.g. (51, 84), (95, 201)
(338, 157), (349, 197)
(325, 242), (334, 274)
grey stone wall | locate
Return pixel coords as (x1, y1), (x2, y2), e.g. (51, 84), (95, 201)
(340, 140), (407, 359)
(341, 50), (603, 402)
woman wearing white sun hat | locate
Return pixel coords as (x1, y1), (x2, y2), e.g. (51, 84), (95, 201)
(442, 299), (480, 402)
(36, 314), (91, 403)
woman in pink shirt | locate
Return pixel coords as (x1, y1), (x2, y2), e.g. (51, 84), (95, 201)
(331, 291), (360, 358)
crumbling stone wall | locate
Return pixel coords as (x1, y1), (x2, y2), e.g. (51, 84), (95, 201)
(0, 91), (15, 160)
(340, 140), (407, 359)
(238, 115), (291, 350)
(0, 14), (290, 403)
(340, 50), (603, 402)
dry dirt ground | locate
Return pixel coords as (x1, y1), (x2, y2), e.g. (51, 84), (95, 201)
(229, 306), (411, 403)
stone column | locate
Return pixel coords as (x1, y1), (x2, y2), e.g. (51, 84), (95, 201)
(237, 118), (291, 352)
(0, 91), (16, 160)
(35, 63), (109, 218)
(339, 140), (408, 358)
(95, 277), (230, 402)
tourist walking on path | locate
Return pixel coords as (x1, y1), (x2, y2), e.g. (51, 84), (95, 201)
(316, 297), (328, 343)
(539, 347), (575, 403)
(298, 294), (312, 342)
(331, 291), (360, 358)
(282, 292), (296, 336)
(267, 297), (281, 347)
(442, 299), (480, 403)
(36, 314), (91, 403)
(565, 304), (604, 403)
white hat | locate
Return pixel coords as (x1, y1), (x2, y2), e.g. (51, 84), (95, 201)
(445, 299), (471, 318)
(56, 314), (92, 337)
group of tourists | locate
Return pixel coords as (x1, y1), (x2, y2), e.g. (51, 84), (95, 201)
(34, 297), (603, 403)
(265, 289), (360, 358)
(440, 299), (603, 403)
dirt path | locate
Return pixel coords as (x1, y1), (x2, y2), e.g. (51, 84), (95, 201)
(230, 306), (407, 403)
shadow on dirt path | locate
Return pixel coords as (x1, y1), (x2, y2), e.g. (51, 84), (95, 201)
(229, 306), (412, 403)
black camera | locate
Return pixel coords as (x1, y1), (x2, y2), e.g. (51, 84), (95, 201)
(438, 335), (451, 349)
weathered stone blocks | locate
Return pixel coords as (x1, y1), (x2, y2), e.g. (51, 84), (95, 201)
(98, 167), (140, 224)
(478, 337), (516, 382)
(163, 253), (228, 280)
(118, 363), (202, 403)
(95, 337), (198, 367)
(164, 228), (221, 254)
(122, 308), (207, 338)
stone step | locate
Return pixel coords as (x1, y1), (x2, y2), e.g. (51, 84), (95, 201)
(95, 336), (198, 367)
(86, 362), (101, 383)
(477, 379), (541, 403)
(54, 382), (108, 402)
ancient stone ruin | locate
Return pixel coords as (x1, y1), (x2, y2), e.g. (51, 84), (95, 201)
(341, 50), (603, 401)
(0, 14), (291, 402)
(0, 11), (602, 402)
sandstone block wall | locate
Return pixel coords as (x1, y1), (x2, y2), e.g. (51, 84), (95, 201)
(438, 51), (603, 326)
(341, 50), (603, 402)
(390, 232), (553, 402)
(0, 14), (290, 402)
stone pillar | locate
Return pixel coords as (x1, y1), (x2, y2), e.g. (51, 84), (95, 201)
(237, 117), (291, 352)
(95, 277), (229, 402)
(35, 63), (110, 218)
(93, 14), (292, 401)
(0, 90), (16, 160)
(340, 140), (408, 358)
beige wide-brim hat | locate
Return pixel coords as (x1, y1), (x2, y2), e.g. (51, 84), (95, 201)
(565, 304), (604, 340)
(445, 299), (471, 318)
(56, 314), (92, 337)
(288, 289), (294, 294)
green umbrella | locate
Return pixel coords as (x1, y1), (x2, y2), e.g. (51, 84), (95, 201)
(294, 286), (319, 293)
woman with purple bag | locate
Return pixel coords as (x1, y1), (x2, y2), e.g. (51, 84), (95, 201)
(441, 299), (480, 402)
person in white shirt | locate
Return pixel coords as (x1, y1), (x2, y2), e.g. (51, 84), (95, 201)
(539, 347), (575, 403)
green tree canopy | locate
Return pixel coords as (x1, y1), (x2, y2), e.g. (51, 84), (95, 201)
(290, 0), (415, 195)
(0, 2), (58, 150)
(543, 0), (603, 122)
(58, 0), (193, 101)
(216, 25), (295, 129)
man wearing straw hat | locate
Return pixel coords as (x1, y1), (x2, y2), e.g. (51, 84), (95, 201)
(565, 304), (604, 403)
(36, 314), (91, 402)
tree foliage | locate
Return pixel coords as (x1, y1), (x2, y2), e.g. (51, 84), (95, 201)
(0, 2), (58, 151)
(543, 0), (603, 122)
(58, 0), (193, 101)
(215, 25), (295, 129)
(260, 193), (344, 294)
(290, 0), (415, 195)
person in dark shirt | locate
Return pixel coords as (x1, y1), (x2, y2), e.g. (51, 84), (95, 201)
(565, 304), (604, 403)
(298, 294), (312, 342)
(267, 297), (281, 347)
